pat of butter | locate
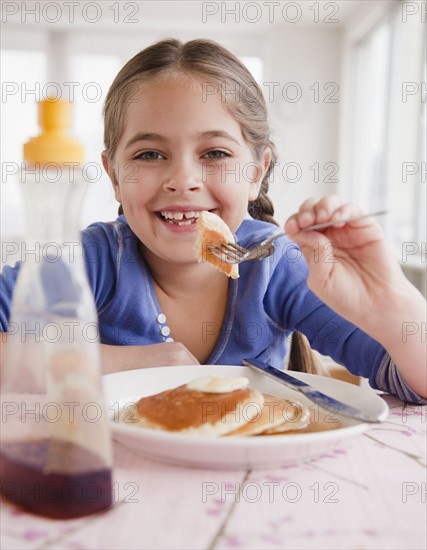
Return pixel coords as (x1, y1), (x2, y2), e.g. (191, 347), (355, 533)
(186, 376), (249, 393)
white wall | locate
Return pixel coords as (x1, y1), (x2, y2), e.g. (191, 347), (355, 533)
(262, 27), (342, 225)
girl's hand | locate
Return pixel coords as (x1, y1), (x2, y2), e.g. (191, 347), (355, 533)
(284, 195), (407, 331)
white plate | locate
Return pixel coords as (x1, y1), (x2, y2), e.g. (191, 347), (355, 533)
(103, 365), (388, 470)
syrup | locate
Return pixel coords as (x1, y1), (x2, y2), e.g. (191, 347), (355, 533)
(0, 439), (112, 519)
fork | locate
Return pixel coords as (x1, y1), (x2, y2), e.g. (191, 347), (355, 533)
(208, 210), (388, 264)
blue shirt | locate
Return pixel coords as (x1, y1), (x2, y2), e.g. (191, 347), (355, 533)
(1, 215), (424, 404)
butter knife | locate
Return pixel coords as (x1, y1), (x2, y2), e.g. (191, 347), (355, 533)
(243, 358), (386, 423)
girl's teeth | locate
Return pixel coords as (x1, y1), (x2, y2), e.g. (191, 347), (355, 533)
(160, 210), (202, 221)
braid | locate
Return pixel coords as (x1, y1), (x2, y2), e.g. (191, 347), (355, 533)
(248, 187), (278, 226)
(248, 141), (278, 227)
(288, 332), (326, 375)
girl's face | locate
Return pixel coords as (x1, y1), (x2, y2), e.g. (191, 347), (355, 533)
(104, 76), (270, 266)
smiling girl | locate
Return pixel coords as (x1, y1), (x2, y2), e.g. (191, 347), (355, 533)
(1, 38), (425, 402)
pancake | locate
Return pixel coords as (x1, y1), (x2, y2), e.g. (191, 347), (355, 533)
(227, 394), (292, 436)
(261, 399), (310, 434)
(228, 394), (310, 436)
(132, 376), (264, 437)
(195, 211), (239, 279)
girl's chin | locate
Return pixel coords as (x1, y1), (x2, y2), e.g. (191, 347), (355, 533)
(139, 239), (198, 265)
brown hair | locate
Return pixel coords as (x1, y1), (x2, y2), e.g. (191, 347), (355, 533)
(103, 38), (320, 375)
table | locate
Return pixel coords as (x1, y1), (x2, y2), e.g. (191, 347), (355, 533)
(1, 394), (426, 550)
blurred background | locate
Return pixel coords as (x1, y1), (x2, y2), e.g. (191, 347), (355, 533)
(1, 0), (425, 293)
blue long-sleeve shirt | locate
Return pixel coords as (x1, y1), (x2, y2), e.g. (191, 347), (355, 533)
(1, 215), (425, 404)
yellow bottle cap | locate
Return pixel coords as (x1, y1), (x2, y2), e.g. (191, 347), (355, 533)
(23, 98), (84, 165)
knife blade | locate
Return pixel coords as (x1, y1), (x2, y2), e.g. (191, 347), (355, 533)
(243, 358), (386, 423)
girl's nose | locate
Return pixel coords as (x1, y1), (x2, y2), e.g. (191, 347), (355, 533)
(162, 158), (202, 193)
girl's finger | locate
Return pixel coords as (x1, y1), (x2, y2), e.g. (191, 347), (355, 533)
(296, 197), (317, 228)
(284, 215), (300, 236)
(296, 195), (345, 229)
(285, 195), (369, 236)
(298, 197), (318, 211)
(328, 203), (365, 228)
(284, 197), (326, 234)
(311, 194), (343, 223)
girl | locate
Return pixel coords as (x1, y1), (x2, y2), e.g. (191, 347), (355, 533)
(1, 38), (425, 402)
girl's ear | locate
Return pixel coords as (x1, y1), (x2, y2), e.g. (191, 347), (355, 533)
(102, 151), (121, 202)
(248, 148), (272, 201)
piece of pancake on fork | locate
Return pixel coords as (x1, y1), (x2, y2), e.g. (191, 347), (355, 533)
(195, 211), (239, 279)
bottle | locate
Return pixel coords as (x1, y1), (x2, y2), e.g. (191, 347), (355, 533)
(0, 98), (113, 519)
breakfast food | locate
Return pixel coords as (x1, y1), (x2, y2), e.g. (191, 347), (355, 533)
(227, 393), (291, 436)
(261, 397), (310, 434)
(129, 376), (264, 436)
(195, 211), (239, 279)
(228, 394), (310, 436)
(121, 376), (311, 438)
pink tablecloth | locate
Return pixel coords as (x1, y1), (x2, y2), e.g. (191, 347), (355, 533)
(1, 395), (426, 550)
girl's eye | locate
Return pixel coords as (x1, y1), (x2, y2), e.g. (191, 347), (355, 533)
(204, 150), (230, 159)
(134, 151), (165, 161)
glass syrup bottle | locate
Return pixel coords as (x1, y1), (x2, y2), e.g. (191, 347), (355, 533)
(0, 98), (113, 519)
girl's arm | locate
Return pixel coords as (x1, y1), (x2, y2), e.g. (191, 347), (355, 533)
(100, 342), (200, 375)
(285, 195), (427, 398)
(0, 337), (199, 376)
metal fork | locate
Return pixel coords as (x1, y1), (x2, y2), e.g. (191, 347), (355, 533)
(208, 210), (388, 264)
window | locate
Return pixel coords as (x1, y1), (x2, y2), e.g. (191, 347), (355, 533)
(347, 5), (426, 249)
(349, 20), (392, 214)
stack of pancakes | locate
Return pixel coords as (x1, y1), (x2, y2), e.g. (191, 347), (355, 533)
(124, 376), (310, 437)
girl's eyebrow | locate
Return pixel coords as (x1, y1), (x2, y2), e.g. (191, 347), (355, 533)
(125, 133), (166, 149)
(198, 130), (240, 146)
(125, 130), (240, 149)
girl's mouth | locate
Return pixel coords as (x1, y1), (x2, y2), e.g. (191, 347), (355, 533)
(158, 210), (204, 226)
